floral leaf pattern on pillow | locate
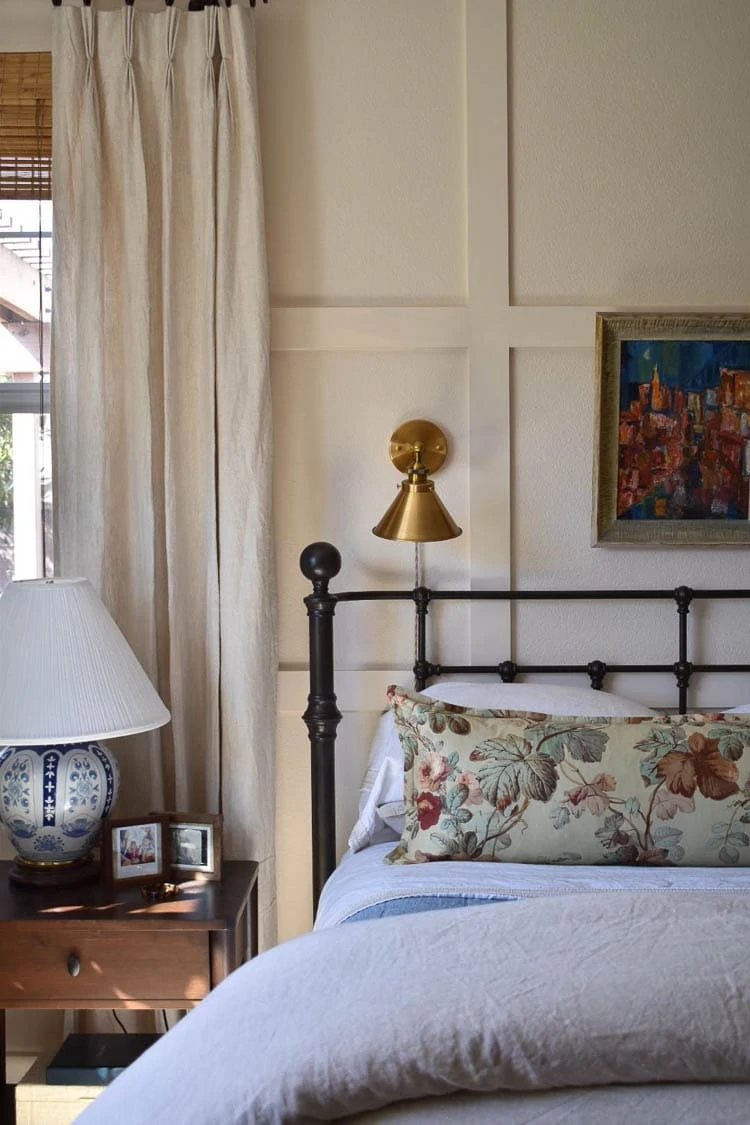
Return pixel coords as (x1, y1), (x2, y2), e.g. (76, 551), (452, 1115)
(539, 724), (610, 763)
(564, 772), (616, 817)
(655, 733), (739, 801)
(471, 735), (558, 805)
(384, 686), (750, 867)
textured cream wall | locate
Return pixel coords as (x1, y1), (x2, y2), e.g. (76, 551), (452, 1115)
(507, 0), (750, 716)
(511, 347), (748, 707)
(276, 0), (750, 942)
(257, 0), (466, 305)
(273, 349), (469, 667)
(509, 0), (750, 307)
(265, 0), (470, 940)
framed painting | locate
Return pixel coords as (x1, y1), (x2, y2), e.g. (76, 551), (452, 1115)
(593, 312), (750, 545)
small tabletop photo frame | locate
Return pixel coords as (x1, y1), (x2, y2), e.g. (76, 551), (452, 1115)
(163, 812), (223, 882)
(101, 814), (169, 888)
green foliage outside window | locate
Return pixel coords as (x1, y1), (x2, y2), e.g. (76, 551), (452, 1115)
(0, 413), (12, 522)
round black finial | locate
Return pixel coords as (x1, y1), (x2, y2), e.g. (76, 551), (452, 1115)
(499, 660), (518, 683)
(673, 659), (694, 689)
(674, 585), (693, 611)
(587, 659), (608, 690)
(300, 542), (342, 584)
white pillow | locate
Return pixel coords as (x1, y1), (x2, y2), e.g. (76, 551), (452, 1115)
(727, 705), (750, 713)
(346, 681), (656, 853)
(347, 709), (407, 852)
(421, 681), (657, 715)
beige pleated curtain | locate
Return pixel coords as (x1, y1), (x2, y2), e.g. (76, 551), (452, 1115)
(52, 1), (276, 947)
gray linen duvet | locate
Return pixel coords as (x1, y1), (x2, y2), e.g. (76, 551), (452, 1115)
(78, 890), (750, 1124)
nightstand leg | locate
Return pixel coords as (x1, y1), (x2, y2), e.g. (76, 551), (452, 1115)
(1, 1009), (15, 1125)
(249, 876), (258, 959)
(210, 930), (235, 986)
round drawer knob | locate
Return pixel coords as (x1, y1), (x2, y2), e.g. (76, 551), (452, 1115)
(67, 953), (81, 978)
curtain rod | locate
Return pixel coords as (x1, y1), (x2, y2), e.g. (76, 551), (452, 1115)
(51, 1), (268, 8)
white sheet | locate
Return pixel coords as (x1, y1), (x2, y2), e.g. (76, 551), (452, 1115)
(343, 1084), (750, 1124)
(315, 841), (750, 928)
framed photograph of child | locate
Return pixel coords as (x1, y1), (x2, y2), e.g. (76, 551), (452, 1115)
(163, 812), (223, 882)
(101, 815), (169, 887)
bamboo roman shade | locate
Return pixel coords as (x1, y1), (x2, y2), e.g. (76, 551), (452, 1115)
(0, 53), (52, 200)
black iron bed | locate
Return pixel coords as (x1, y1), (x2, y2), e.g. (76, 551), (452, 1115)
(74, 542), (750, 1123)
(300, 540), (750, 911)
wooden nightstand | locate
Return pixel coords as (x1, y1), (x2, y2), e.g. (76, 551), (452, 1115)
(0, 859), (258, 1125)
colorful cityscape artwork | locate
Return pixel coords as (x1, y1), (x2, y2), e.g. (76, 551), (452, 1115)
(617, 339), (750, 522)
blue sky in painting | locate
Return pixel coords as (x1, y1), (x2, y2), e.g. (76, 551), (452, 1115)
(619, 339), (750, 411)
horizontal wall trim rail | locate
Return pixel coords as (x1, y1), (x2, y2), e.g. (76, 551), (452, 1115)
(270, 304), (597, 351)
(269, 304), (749, 353)
(270, 306), (469, 352)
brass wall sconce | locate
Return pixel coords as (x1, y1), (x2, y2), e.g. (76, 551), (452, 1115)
(372, 419), (462, 542)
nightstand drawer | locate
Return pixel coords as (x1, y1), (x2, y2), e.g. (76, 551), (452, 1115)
(0, 927), (210, 1005)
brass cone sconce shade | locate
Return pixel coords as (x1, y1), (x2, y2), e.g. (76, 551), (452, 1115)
(372, 420), (462, 542)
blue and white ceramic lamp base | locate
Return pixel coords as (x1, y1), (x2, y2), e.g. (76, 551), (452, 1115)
(0, 741), (119, 886)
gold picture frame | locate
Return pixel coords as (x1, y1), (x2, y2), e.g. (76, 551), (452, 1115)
(593, 311), (750, 545)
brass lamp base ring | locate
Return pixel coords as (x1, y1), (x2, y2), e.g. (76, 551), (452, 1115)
(388, 420), (448, 475)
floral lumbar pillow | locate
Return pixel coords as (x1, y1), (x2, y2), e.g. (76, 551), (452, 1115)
(384, 686), (750, 866)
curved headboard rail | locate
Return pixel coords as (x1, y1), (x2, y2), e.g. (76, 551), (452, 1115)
(300, 542), (750, 913)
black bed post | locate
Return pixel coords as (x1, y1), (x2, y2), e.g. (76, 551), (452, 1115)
(413, 585), (431, 691)
(300, 542), (342, 915)
(673, 585), (694, 714)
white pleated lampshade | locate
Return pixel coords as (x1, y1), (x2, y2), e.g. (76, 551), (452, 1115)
(0, 577), (170, 745)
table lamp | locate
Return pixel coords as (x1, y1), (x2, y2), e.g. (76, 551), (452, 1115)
(0, 577), (170, 886)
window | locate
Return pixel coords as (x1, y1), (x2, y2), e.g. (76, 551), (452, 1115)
(0, 53), (52, 589)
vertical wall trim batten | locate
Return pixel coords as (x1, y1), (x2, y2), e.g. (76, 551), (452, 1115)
(465, 0), (511, 661)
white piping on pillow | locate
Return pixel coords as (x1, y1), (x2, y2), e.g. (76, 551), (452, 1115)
(346, 682), (656, 853)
